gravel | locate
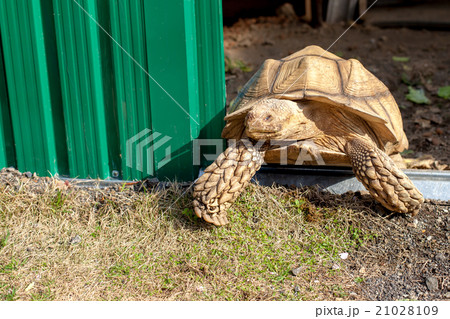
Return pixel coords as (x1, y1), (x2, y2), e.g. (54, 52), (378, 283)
(291, 267), (302, 276)
(69, 235), (82, 245)
(425, 276), (439, 292)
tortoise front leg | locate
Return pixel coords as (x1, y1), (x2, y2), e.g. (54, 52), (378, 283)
(345, 138), (424, 215)
(193, 140), (265, 226)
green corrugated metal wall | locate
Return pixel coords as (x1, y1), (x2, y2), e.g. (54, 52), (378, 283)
(0, 0), (225, 181)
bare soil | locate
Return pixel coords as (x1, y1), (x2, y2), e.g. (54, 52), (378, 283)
(300, 188), (450, 301)
(223, 16), (450, 169)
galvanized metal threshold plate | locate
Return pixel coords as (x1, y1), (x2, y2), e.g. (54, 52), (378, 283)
(60, 167), (450, 202)
(255, 166), (450, 201)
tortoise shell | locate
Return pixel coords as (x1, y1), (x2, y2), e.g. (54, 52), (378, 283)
(222, 45), (407, 153)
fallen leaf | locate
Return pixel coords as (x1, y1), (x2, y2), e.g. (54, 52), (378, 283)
(400, 149), (414, 156)
(415, 118), (430, 128)
(431, 136), (442, 146)
(429, 106), (441, 113)
(406, 87), (430, 104)
(401, 72), (412, 85)
(418, 113), (443, 125)
(437, 86), (450, 99)
(405, 155), (448, 170)
(428, 114), (443, 125)
(393, 56), (410, 62)
(405, 155), (434, 169)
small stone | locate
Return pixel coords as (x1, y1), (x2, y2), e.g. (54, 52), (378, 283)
(291, 267), (302, 276)
(426, 236), (433, 241)
(435, 253), (446, 262)
(23, 172), (32, 178)
(196, 286), (206, 292)
(332, 264), (340, 270)
(444, 292), (450, 299)
(69, 235), (81, 245)
(359, 267), (366, 274)
(339, 252), (349, 260)
(294, 285), (301, 293)
(425, 276), (439, 292)
(55, 180), (68, 190)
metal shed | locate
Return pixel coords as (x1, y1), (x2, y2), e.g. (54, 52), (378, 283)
(0, 0), (225, 181)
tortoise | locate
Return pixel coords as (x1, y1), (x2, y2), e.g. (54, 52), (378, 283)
(193, 45), (423, 226)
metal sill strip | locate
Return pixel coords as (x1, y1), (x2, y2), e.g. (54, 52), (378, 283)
(255, 166), (450, 201)
(59, 167), (450, 201)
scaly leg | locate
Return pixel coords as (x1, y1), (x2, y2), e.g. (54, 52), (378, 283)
(193, 140), (264, 226)
(345, 138), (424, 215)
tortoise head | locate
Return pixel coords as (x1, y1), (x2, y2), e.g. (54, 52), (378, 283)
(245, 98), (308, 140)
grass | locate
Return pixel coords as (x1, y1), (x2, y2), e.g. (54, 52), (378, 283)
(0, 178), (378, 300)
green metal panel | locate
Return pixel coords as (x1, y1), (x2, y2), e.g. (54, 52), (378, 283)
(0, 0), (225, 181)
(196, 0), (226, 159)
(0, 0), (63, 176)
(0, 42), (14, 168)
(143, 0), (201, 181)
(53, 0), (113, 179)
(109, 0), (151, 180)
(109, 0), (226, 181)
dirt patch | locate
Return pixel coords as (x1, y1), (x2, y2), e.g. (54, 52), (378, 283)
(223, 17), (450, 168)
(300, 187), (450, 300)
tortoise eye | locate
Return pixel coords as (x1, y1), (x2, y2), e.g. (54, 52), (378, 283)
(265, 115), (272, 121)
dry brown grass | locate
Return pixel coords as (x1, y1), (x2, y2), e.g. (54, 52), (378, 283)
(1, 175), (447, 301)
(0, 175), (380, 301)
